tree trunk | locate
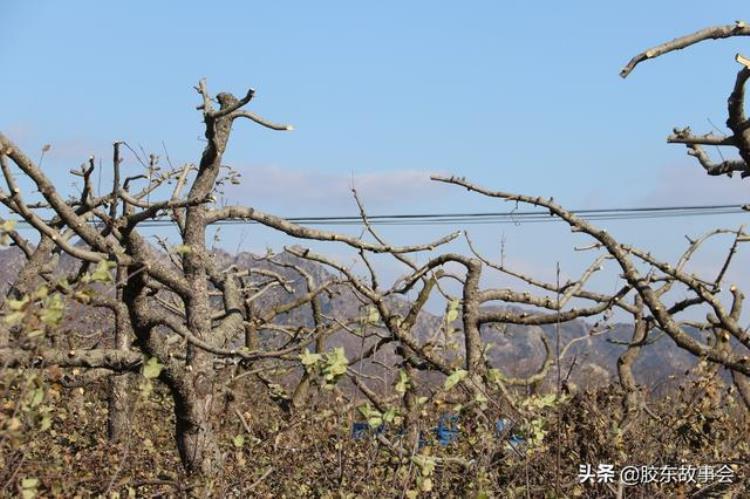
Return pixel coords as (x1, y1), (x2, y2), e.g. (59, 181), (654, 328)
(617, 299), (647, 430)
(107, 265), (133, 441)
(107, 374), (131, 440)
(172, 358), (222, 475)
(170, 93), (233, 474)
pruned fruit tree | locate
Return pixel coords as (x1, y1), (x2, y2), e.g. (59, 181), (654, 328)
(0, 20), (749, 496)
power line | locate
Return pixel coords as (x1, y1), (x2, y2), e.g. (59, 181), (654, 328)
(135, 203), (750, 226)
(6, 203), (749, 230)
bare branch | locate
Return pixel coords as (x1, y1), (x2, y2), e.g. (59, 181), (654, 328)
(231, 110), (294, 131)
(621, 21), (750, 78)
(208, 205), (460, 254)
(432, 175), (750, 375)
(0, 348), (142, 371)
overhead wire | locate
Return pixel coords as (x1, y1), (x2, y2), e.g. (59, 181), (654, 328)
(5, 203), (748, 230)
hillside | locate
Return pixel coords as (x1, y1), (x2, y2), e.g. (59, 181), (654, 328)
(0, 245), (698, 393)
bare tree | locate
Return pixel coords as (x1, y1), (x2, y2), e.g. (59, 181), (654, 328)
(621, 20), (750, 177)
(0, 81), (459, 475)
(620, 20), (750, 405)
(430, 175), (750, 412)
(3, 23), (750, 485)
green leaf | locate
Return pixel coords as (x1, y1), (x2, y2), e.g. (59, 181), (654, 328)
(31, 286), (48, 300)
(40, 294), (64, 326)
(357, 403), (384, 428)
(299, 349), (322, 372)
(321, 347), (348, 386)
(29, 387), (44, 408)
(21, 478), (39, 489)
(367, 416), (383, 428)
(394, 369), (410, 394)
(142, 357), (164, 379)
(487, 368), (506, 385)
(445, 299), (460, 323)
(232, 434), (245, 448)
(366, 306), (380, 324)
(173, 244), (192, 255)
(538, 393), (557, 408)
(73, 290), (91, 304)
(443, 369), (468, 391)
(90, 260), (116, 283)
(382, 407), (397, 424)
(521, 393), (558, 411)
(57, 278), (71, 292)
(39, 415), (52, 432)
(21, 477), (38, 499)
(4, 311), (24, 325)
(7, 296), (29, 311)
(411, 455), (436, 477)
(358, 403), (378, 419)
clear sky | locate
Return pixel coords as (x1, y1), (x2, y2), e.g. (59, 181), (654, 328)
(2, 1), (750, 304)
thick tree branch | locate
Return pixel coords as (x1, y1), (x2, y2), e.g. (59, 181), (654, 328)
(207, 206), (459, 254)
(0, 348), (142, 371)
(621, 21), (750, 78)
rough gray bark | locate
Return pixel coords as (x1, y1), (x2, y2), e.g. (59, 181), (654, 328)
(107, 142), (134, 442)
(2, 81), (441, 475)
(617, 296), (647, 430)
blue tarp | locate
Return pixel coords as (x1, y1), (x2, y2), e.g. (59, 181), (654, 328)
(434, 414), (459, 446)
(351, 422), (385, 439)
(351, 414), (525, 448)
(495, 418), (525, 448)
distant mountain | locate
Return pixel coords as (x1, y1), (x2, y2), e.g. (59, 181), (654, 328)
(0, 245), (700, 393)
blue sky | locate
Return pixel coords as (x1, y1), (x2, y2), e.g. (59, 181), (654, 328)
(2, 1), (750, 301)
